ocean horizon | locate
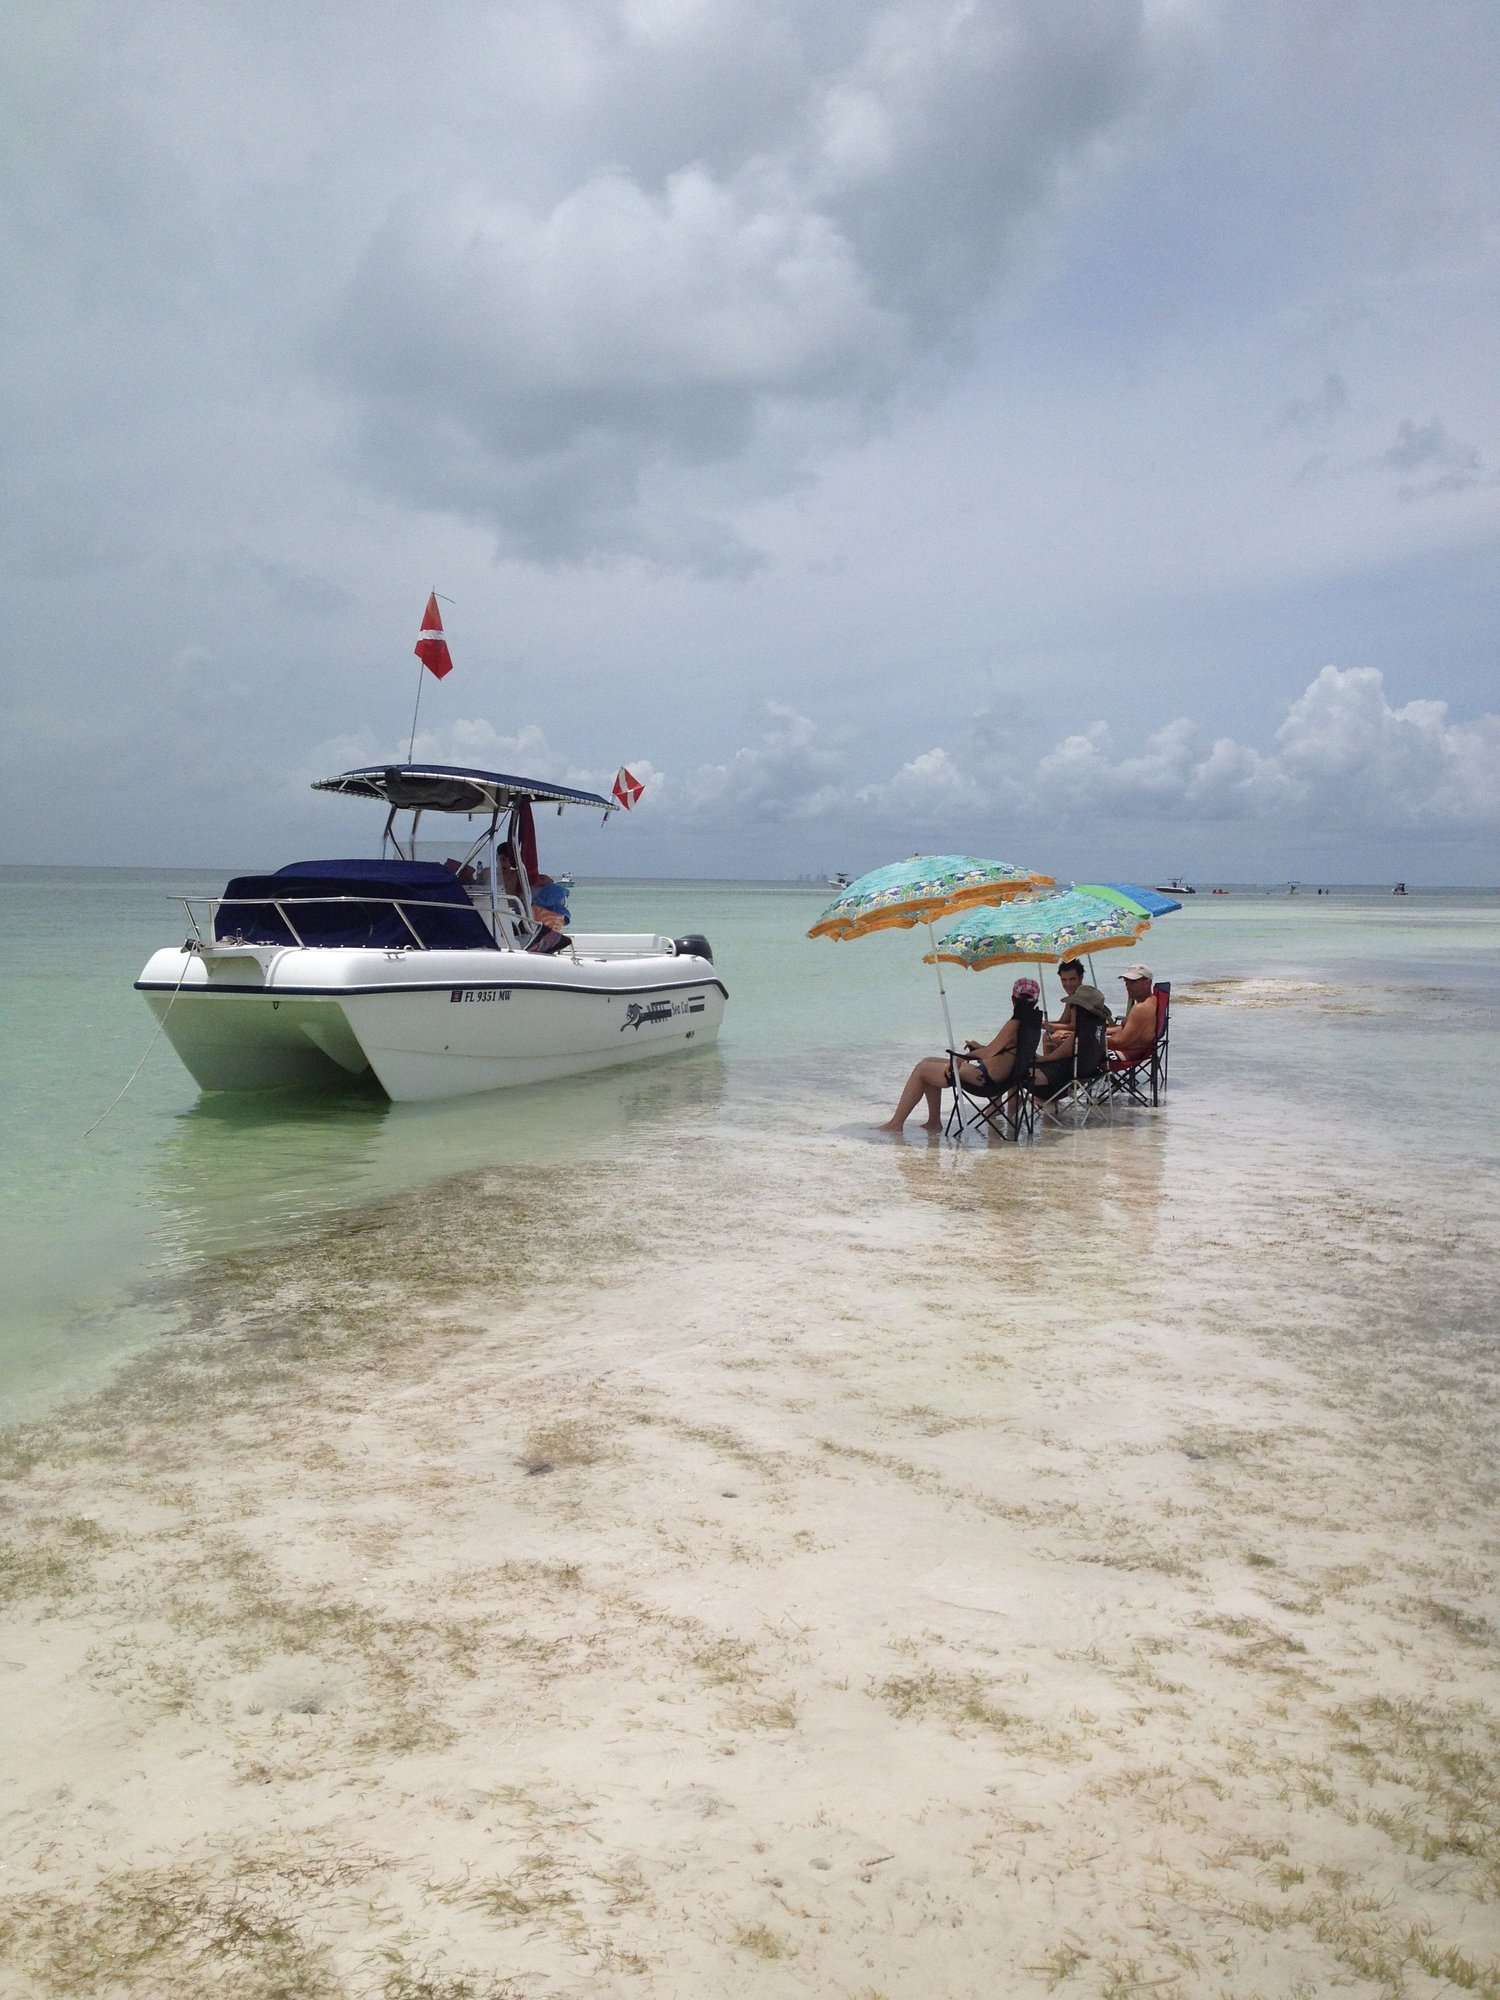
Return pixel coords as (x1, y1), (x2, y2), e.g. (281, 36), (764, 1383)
(5, 861), (1497, 890)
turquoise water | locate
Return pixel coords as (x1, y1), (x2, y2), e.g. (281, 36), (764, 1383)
(2, 866), (1497, 1412)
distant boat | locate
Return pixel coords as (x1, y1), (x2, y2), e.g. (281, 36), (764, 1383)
(1153, 877), (1196, 895)
(828, 871), (854, 889)
(1393, 881), (1409, 895)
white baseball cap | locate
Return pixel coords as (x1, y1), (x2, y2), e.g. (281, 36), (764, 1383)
(1119, 962), (1153, 982)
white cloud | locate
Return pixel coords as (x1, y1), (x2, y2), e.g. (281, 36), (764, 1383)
(1035, 715), (1296, 820)
(1023, 668), (1499, 829)
(1273, 665), (1500, 827)
(676, 701), (844, 819)
(641, 667), (1500, 837)
(855, 745), (996, 819)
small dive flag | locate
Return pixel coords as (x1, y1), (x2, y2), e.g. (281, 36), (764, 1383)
(414, 593), (453, 679)
(611, 766), (644, 810)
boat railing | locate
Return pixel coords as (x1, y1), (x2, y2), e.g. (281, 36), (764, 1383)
(177, 893), (495, 951)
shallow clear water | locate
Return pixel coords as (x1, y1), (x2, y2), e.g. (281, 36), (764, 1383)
(2, 865), (1497, 1413)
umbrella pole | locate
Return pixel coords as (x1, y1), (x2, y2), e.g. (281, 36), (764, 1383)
(924, 919), (965, 1134)
(925, 919), (960, 1051)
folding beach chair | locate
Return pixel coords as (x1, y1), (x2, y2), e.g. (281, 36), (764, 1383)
(1107, 981), (1171, 1108)
(1035, 1011), (1112, 1129)
(944, 1008), (1044, 1143)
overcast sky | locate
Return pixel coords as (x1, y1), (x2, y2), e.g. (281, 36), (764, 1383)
(3, 0), (1496, 882)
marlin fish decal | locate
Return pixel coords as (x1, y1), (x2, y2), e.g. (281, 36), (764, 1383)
(621, 1000), (676, 1032)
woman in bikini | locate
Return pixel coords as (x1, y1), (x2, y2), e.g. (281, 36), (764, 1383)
(878, 977), (1043, 1132)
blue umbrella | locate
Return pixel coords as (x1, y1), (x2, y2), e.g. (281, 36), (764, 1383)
(1078, 882), (1182, 917)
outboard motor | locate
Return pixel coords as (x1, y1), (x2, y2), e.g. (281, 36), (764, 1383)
(671, 934), (713, 963)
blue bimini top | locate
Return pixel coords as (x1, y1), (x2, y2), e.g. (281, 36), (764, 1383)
(214, 859), (497, 951)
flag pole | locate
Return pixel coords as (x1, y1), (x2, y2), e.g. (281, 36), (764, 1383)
(407, 659), (425, 763)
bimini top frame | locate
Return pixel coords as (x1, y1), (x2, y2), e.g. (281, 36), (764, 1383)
(313, 764), (616, 816)
(312, 763), (613, 940)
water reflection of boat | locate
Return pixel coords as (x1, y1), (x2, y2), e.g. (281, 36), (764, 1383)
(150, 1052), (728, 1264)
(136, 763), (727, 1102)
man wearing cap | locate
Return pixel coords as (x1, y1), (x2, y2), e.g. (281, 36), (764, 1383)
(1109, 964), (1159, 1061)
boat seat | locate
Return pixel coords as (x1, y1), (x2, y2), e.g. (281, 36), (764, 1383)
(569, 934), (676, 960)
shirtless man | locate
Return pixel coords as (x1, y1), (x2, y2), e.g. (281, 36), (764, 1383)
(1109, 964), (1159, 1061)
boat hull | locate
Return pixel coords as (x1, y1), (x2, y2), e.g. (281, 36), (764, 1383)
(136, 943), (726, 1102)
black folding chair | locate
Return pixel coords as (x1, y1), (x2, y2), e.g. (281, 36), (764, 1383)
(1034, 1012), (1111, 1128)
(945, 1009), (1044, 1143)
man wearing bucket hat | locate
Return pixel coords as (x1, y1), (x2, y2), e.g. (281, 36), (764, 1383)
(879, 975), (1044, 1132)
(1108, 964), (1158, 1062)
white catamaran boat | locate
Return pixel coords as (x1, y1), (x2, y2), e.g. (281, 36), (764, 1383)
(136, 763), (727, 1102)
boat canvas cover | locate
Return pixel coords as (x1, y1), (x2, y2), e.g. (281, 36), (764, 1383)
(214, 859), (496, 951)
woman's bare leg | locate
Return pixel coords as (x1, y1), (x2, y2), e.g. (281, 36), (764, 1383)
(878, 1056), (951, 1131)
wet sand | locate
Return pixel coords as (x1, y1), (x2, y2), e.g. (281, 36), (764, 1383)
(2, 1079), (1498, 1998)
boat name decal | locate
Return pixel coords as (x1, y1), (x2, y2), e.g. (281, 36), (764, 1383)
(621, 995), (705, 1032)
(450, 987), (511, 1002)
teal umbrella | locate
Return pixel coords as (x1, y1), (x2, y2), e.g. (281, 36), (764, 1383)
(808, 855), (1053, 942)
(809, 854), (1054, 1061)
(928, 889), (1152, 972)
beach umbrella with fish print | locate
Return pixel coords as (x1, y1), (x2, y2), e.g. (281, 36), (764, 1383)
(808, 855), (1053, 942)
(926, 888), (1153, 973)
(808, 854), (1055, 1070)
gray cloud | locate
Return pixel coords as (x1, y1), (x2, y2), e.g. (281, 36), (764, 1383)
(0, 3), (1199, 582)
(1277, 371), (1349, 432)
(1384, 417), (1488, 500)
(318, 0), (1197, 566)
(3, 0), (1497, 884)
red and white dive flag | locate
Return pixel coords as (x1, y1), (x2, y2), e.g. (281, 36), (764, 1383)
(611, 765), (645, 810)
(414, 593), (453, 680)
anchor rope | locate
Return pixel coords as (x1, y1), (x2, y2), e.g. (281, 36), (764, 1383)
(83, 945), (199, 1138)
